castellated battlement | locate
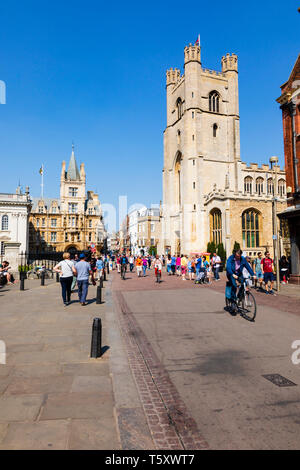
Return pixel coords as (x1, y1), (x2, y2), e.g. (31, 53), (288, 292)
(166, 68), (181, 86)
(202, 68), (225, 77)
(241, 162), (285, 173)
(184, 43), (201, 65)
(221, 53), (238, 72)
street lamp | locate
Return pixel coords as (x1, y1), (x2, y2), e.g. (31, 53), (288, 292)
(269, 156), (280, 292)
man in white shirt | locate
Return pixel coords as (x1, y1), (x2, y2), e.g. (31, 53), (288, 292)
(154, 256), (162, 283)
(211, 252), (221, 281)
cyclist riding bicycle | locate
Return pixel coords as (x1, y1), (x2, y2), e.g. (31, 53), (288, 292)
(226, 249), (255, 301)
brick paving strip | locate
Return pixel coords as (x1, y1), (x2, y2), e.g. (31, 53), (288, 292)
(113, 288), (209, 450)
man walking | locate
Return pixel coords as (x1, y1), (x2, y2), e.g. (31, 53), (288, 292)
(211, 252), (221, 281)
(261, 251), (275, 295)
(129, 254), (134, 272)
(96, 256), (104, 280)
(76, 253), (92, 306)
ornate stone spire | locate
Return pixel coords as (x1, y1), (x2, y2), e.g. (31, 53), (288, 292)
(66, 144), (80, 181)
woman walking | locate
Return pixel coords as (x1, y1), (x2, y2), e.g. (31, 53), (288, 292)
(181, 254), (188, 280)
(54, 253), (77, 306)
(166, 254), (172, 275)
(187, 257), (193, 281)
(142, 256), (148, 277)
(176, 255), (181, 276)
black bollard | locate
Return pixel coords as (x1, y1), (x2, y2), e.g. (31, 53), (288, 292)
(20, 277), (25, 291)
(41, 271), (45, 286)
(56, 272), (59, 283)
(103, 268), (107, 281)
(107, 263), (109, 275)
(96, 285), (102, 304)
(99, 276), (103, 289)
(90, 318), (102, 358)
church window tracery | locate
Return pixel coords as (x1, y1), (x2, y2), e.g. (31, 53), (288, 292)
(244, 176), (253, 194)
(209, 91), (220, 113)
(210, 209), (222, 245)
(242, 209), (260, 248)
(176, 98), (183, 120)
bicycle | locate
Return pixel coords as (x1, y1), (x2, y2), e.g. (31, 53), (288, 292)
(225, 277), (257, 322)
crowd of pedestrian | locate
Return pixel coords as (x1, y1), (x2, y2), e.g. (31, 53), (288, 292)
(109, 251), (225, 284)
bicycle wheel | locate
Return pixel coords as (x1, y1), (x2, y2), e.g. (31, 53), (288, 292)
(239, 291), (256, 322)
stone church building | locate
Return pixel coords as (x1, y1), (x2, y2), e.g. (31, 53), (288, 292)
(29, 146), (106, 253)
(159, 43), (287, 257)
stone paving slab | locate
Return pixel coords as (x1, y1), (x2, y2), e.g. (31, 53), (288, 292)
(68, 418), (121, 450)
(5, 376), (74, 395)
(0, 395), (45, 422)
(40, 392), (115, 420)
(70, 376), (112, 394)
(0, 420), (70, 450)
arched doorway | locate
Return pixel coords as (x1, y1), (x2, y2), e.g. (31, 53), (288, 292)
(65, 245), (80, 254)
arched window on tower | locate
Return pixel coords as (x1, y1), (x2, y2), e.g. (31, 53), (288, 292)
(213, 123), (218, 137)
(255, 177), (264, 196)
(1, 215), (8, 231)
(209, 91), (220, 113)
(242, 209), (261, 248)
(176, 98), (183, 120)
(210, 209), (222, 246)
(174, 153), (182, 206)
(177, 130), (181, 145)
(244, 176), (253, 194)
(267, 178), (274, 195)
(278, 179), (286, 197)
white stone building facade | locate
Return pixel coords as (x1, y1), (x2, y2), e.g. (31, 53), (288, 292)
(0, 187), (31, 268)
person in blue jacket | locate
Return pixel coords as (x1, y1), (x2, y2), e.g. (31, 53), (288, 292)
(226, 249), (255, 301)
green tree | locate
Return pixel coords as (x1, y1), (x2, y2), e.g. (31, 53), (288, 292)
(217, 243), (226, 270)
(149, 245), (157, 256)
(207, 241), (216, 256)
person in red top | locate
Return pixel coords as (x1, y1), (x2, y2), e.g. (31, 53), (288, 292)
(261, 251), (275, 295)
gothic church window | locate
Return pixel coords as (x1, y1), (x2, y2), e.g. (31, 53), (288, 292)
(278, 179), (286, 197)
(256, 177), (264, 195)
(210, 209), (222, 245)
(242, 209), (260, 248)
(176, 98), (183, 120)
(244, 176), (253, 194)
(209, 91), (220, 113)
(174, 153), (182, 206)
(267, 178), (274, 195)
(213, 124), (218, 137)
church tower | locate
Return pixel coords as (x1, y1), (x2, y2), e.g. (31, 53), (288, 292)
(60, 145), (86, 214)
(161, 42), (240, 255)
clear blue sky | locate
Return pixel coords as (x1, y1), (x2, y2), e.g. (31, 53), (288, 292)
(0, 1), (299, 219)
